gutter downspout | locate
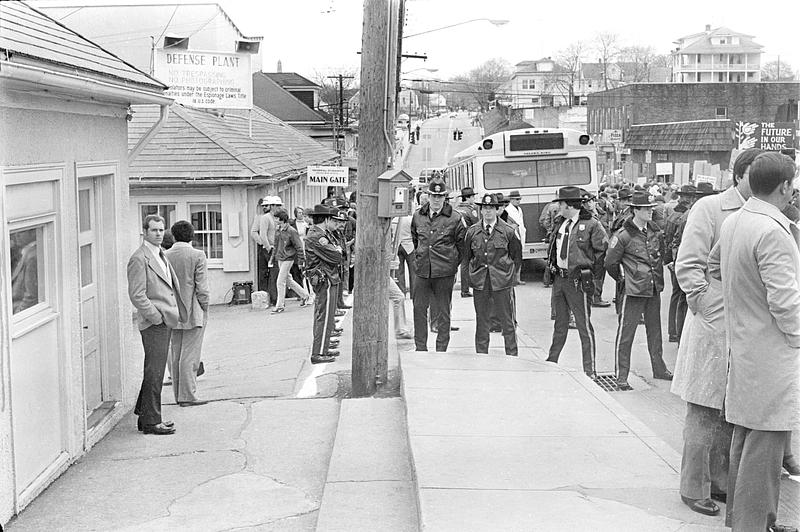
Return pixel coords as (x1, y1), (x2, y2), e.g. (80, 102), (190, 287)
(128, 104), (169, 163)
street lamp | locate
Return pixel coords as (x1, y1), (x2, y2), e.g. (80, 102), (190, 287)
(403, 18), (509, 39)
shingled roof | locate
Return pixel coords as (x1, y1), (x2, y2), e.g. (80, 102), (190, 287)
(0, 1), (164, 89)
(252, 72), (325, 123)
(625, 119), (733, 151)
(262, 72), (320, 88)
(128, 104), (338, 183)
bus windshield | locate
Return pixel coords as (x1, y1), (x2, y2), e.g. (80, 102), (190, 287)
(482, 157), (591, 189)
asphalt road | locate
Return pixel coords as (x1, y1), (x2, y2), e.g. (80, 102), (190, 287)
(402, 112), (481, 180)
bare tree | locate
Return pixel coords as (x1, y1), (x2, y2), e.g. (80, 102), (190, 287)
(555, 41), (584, 106)
(312, 68), (360, 117)
(594, 32), (620, 90)
(761, 60), (797, 81)
(450, 58), (512, 111)
(618, 45), (656, 82)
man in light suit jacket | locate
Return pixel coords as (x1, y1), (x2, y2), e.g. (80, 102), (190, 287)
(165, 221), (209, 407)
(128, 215), (187, 435)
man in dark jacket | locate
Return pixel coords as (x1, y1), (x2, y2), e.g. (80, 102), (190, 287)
(581, 189), (611, 307)
(454, 186), (479, 297)
(663, 184), (697, 342)
(545, 186), (608, 378)
(465, 193), (522, 356)
(305, 205), (344, 364)
(605, 191), (673, 390)
(411, 178), (466, 351)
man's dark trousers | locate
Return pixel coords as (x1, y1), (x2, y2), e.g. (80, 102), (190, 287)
(135, 323), (172, 426)
(726, 425), (787, 530)
(413, 275), (455, 351)
(593, 270), (606, 302)
(546, 274), (596, 375)
(615, 293), (668, 383)
(267, 260), (279, 305)
(668, 268), (688, 340)
(257, 245), (270, 292)
(459, 259), (470, 295)
(312, 280), (339, 355)
(474, 286), (517, 356)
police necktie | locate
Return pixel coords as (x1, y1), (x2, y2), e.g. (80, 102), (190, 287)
(560, 220), (572, 261)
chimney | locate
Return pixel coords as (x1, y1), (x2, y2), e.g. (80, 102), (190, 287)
(705, 24), (711, 32)
(277, 59), (282, 73)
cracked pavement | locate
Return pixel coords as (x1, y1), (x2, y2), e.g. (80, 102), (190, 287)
(7, 304), (346, 531)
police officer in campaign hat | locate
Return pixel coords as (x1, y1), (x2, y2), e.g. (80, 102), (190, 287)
(605, 190), (673, 390)
(454, 187), (479, 298)
(304, 205), (344, 364)
(323, 197), (353, 310)
(465, 193), (521, 356)
(411, 177), (466, 352)
(581, 189), (611, 307)
(544, 186), (608, 378)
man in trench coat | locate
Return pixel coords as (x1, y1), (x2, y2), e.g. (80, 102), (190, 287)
(670, 148), (761, 516)
(709, 152), (800, 532)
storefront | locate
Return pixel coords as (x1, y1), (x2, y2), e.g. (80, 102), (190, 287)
(0, 3), (170, 522)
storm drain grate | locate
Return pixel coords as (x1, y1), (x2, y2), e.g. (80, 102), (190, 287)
(593, 373), (629, 392)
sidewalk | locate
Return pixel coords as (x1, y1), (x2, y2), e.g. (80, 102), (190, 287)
(400, 293), (727, 531)
(5, 296), (384, 531)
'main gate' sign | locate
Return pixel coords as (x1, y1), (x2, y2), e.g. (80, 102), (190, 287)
(307, 166), (349, 187)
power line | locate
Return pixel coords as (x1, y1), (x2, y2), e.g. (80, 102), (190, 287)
(154, 5), (179, 46)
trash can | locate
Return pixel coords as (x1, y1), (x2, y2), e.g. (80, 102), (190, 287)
(232, 281), (253, 305)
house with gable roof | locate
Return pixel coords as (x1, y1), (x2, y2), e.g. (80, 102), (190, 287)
(0, 1), (172, 521)
(671, 25), (763, 83)
(127, 103), (339, 304)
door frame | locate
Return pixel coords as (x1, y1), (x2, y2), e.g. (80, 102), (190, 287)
(75, 162), (124, 447)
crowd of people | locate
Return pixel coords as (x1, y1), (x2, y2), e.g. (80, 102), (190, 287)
(125, 149), (799, 531)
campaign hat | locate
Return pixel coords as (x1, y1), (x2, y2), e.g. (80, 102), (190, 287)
(495, 192), (509, 205)
(508, 190), (522, 199)
(629, 190), (657, 207)
(460, 186), (476, 198)
(427, 179), (449, 196)
(478, 193), (501, 207)
(551, 186), (583, 202)
(309, 204), (335, 217)
(617, 187), (633, 200)
(580, 189), (597, 201)
(676, 184), (697, 196)
(695, 182), (718, 196)
(332, 210), (349, 221)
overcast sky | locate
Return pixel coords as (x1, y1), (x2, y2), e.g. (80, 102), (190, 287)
(221, 0), (800, 81)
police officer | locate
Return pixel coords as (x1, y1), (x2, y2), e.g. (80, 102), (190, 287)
(454, 186), (479, 298)
(545, 186), (607, 378)
(610, 186), (633, 314)
(605, 191), (673, 390)
(324, 197), (353, 311)
(411, 178), (466, 352)
(581, 189), (611, 307)
(465, 193), (521, 356)
(663, 184), (697, 342)
(304, 205), (344, 364)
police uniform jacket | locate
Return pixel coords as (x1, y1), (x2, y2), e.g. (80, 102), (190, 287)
(465, 218), (521, 291)
(547, 209), (607, 279)
(411, 202), (466, 278)
(305, 225), (342, 283)
(663, 202), (689, 264)
(454, 201), (479, 228)
(604, 218), (665, 297)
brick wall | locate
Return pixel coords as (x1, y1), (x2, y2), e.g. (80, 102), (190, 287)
(587, 83), (800, 134)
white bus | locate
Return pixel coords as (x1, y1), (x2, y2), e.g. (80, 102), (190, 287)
(445, 127), (598, 260)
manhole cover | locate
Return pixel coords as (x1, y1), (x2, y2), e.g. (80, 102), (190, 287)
(594, 373), (629, 392)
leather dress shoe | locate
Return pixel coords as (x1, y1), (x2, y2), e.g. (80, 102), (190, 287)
(710, 492), (727, 503)
(335, 309), (346, 317)
(326, 349), (340, 357)
(178, 400), (209, 407)
(138, 418), (174, 431)
(769, 525), (799, 532)
(450, 325), (460, 331)
(338, 303), (352, 309)
(461, 292), (472, 298)
(330, 330), (343, 337)
(328, 338), (340, 346)
(681, 495), (719, 516)
(783, 456), (800, 476)
(334, 327), (343, 333)
(617, 382), (633, 391)
(653, 370), (674, 381)
(311, 354), (336, 364)
(592, 299), (611, 307)
(142, 422), (176, 435)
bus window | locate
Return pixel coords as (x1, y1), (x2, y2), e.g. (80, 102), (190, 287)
(483, 161), (536, 189)
(537, 158), (591, 187)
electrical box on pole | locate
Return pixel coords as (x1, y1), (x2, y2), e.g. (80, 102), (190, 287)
(377, 169), (413, 217)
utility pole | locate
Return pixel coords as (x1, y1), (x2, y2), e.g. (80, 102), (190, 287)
(328, 74), (354, 154)
(352, 0), (402, 396)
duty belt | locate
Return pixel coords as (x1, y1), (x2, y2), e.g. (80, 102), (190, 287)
(555, 267), (570, 278)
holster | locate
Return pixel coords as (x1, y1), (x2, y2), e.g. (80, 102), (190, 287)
(579, 268), (594, 295)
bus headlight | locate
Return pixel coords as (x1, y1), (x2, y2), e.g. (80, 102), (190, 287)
(579, 134), (591, 145)
(482, 139), (493, 150)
